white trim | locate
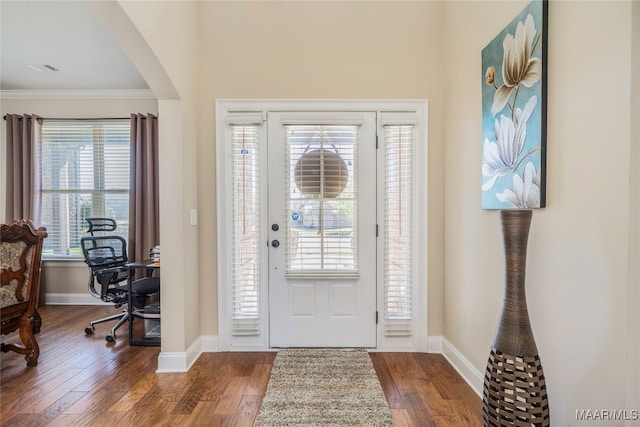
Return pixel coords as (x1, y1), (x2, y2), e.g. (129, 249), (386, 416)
(216, 99), (428, 352)
(156, 352), (190, 373)
(0, 89), (155, 100)
(225, 112), (264, 125)
(44, 293), (111, 305)
(156, 336), (205, 373)
(376, 100), (429, 353)
(379, 112), (419, 126)
(279, 113), (366, 126)
(415, 102), (429, 354)
(219, 99), (427, 113)
(441, 338), (484, 398)
(216, 108), (270, 351)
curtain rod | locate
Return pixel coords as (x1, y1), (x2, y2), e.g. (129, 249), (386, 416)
(3, 115), (157, 121)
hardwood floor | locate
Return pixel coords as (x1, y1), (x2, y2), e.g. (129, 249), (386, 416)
(1, 305), (482, 426)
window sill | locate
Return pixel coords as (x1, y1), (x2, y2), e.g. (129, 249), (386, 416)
(42, 258), (86, 268)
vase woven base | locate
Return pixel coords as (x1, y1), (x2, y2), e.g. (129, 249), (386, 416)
(483, 347), (550, 426)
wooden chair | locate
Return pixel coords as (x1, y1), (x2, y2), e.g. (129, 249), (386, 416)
(1, 220), (47, 366)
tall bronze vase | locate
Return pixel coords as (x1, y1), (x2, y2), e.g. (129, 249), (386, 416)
(483, 210), (550, 426)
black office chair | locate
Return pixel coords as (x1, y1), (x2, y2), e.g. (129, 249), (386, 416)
(85, 217), (118, 235)
(81, 218), (159, 342)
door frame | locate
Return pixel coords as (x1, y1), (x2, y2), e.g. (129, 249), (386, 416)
(216, 99), (429, 352)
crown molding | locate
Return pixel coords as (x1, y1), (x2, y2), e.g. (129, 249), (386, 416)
(0, 89), (155, 100)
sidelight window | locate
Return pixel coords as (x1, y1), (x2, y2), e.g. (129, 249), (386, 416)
(382, 117), (416, 336)
(230, 124), (262, 335)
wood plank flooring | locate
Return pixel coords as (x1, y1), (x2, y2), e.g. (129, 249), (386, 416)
(1, 305), (482, 426)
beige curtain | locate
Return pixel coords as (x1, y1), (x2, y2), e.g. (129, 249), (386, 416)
(4, 114), (42, 223)
(128, 113), (159, 263)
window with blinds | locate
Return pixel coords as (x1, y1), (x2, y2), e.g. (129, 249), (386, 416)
(285, 125), (358, 276)
(39, 120), (130, 257)
(383, 124), (414, 336)
(230, 125), (261, 335)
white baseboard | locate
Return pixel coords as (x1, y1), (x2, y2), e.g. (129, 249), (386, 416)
(45, 293), (110, 305)
(156, 351), (191, 373)
(157, 335), (219, 373)
(441, 337), (484, 398)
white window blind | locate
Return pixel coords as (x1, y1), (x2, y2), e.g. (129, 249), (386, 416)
(230, 124), (261, 335)
(39, 120), (130, 257)
(285, 125), (358, 276)
(383, 122), (415, 336)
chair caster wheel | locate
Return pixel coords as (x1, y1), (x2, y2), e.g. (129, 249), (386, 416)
(106, 335), (115, 343)
(85, 326), (95, 334)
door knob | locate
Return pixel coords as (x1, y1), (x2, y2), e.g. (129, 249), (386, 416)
(271, 239), (280, 248)
(272, 224), (280, 231)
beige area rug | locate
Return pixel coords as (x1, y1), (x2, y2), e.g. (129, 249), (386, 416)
(257, 348), (393, 427)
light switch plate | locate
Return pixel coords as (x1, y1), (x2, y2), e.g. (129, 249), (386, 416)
(189, 209), (198, 226)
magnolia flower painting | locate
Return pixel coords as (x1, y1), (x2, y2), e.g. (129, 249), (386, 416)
(482, 0), (547, 209)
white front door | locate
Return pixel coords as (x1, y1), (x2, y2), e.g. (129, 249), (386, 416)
(267, 112), (377, 347)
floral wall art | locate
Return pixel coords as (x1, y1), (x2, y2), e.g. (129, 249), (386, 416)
(482, 0), (547, 209)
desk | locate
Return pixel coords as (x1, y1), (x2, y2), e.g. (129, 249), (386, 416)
(126, 262), (160, 346)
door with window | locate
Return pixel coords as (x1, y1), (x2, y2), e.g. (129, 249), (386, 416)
(218, 101), (425, 352)
(267, 112), (377, 347)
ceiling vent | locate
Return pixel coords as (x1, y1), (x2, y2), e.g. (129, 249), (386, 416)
(25, 64), (62, 73)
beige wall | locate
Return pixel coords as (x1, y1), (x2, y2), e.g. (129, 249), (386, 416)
(443, 0), (636, 424)
(196, 0), (447, 337)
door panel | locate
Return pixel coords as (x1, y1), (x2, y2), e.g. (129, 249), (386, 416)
(268, 112), (377, 347)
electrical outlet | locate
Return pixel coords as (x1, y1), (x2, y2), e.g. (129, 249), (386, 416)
(189, 209), (198, 226)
